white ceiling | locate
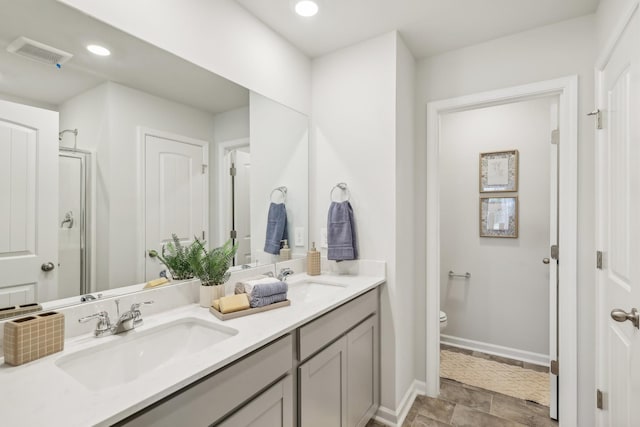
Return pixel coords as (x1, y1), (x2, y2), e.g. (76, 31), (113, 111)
(0, 0), (248, 113)
(235, 0), (600, 59)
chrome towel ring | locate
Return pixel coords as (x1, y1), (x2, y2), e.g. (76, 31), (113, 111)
(270, 186), (287, 203)
(330, 182), (350, 202)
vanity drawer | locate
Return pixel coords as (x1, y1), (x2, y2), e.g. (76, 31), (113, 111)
(118, 334), (293, 427)
(298, 289), (377, 361)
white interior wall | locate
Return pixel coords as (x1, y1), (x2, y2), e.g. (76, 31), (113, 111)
(394, 35), (417, 406)
(596, 0), (638, 53)
(250, 92), (308, 265)
(57, 0), (311, 115)
(212, 107), (249, 143)
(310, 31), (414, 417)
(414, 15), (596, 426)
(439, 98), (553, 357)
(60, 81), (217, 290)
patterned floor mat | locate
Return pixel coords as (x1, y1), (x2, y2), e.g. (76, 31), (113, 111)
(440, 349), (549, 406)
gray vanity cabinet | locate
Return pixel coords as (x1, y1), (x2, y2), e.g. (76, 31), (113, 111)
(116, 288), (379, 427)
(299, 337), (348, 427)
(346, 314), (379, 427)
(298, 289), (379, 427)
(117, 335), (293, 427)
(217, 375), (293, 427)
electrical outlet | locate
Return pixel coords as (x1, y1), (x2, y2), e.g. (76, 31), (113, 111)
(295, 227), (304, 247)
(320, 227), (328, 248)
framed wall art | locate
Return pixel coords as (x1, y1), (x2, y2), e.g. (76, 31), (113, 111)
(480, 196), (518, 238)
(479, 150), (518, 192)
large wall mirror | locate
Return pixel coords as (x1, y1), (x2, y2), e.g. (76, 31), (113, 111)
(0, 0), (308, 317)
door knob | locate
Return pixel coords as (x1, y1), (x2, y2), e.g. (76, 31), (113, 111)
(542, 258), (550, 264)
(41, 262), (55, 272)
(611, 308), (639, 329)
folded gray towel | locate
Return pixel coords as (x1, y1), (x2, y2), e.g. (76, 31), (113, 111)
(327, 201), (358, 261)
(250, 292), (288, 308)
(251, 281), (288, 298)
(234, 275), (272, 294)
(264, 202), (288, 255)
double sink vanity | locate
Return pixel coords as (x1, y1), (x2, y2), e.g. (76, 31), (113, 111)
(0, 260), (384, 426)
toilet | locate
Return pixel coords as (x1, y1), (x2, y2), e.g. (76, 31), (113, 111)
(439, 310), (448, 331)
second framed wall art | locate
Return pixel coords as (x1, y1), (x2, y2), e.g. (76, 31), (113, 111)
(479, 196), (518, 238)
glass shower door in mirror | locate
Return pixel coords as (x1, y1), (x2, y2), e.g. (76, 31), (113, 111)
(58, 149), (91, 298)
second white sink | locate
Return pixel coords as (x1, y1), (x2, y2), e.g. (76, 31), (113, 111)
(287, 279), (347, 302)
(55, 318), (237, 391)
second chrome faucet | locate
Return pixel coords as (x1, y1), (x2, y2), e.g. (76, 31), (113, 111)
(79, 300), (154, 337)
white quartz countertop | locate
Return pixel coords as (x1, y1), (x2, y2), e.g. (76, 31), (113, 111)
(0, 272), (384, 426)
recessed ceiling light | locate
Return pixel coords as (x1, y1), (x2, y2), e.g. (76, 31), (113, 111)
(294, 0), (319, 17)
(86, 44), (110, 56)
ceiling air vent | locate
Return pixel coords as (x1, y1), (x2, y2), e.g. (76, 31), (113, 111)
(7, 36), (73, 66)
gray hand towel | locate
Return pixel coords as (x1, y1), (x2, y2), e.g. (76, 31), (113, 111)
(250, 292), (288, 308)
(327, 201), (358, 261)
(251, 281), (288, 298)
(264, 202), (288, 255)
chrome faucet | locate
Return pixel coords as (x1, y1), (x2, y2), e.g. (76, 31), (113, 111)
(278, 267), (294, 281)
(78, 300), (154, 337)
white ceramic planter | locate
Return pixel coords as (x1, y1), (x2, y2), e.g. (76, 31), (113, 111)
(199, 284), (226, 308)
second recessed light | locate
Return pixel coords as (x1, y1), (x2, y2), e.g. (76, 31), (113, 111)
(87, 44), (110, 56)
(294, 0), (319, 17)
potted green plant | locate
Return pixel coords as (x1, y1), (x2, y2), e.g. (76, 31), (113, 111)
(189, 238), (238, 307)
(153, 234), (198, 280)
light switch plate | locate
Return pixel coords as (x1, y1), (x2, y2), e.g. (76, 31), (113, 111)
(320, 227), (328, 248)
(294, 227), (304, 247)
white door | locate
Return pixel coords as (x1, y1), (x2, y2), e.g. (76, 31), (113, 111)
(144, 130), (208, 281)
(596, 6), (640, 426)
(0, 99), (58, 304)
(548, 100), (559, 420)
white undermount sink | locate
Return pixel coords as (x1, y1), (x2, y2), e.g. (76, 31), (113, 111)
(287, 279), (347, 302)
(55, 318), (237, 391)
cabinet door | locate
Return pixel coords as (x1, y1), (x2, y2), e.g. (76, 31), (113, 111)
(347, 315), (379, 427)
(216, 376), (293, 427)
(299, 337), (347, 427)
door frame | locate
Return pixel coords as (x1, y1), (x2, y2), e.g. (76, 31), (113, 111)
(216, 137), (249, 247)
(136, 126), (210, 282)
(595, 1), (640, 426)
(425, 76), (578, 425)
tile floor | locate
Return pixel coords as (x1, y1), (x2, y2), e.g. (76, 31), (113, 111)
(367, 346), (558, 427)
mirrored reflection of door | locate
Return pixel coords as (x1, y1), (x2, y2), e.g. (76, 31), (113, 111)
(144, 130), (208, 281)
(225, 146), (251, 265)
(0, 99), (58, 305)
(58, 149), (91, 298)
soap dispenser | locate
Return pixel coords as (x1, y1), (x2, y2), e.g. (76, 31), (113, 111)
(279, 240), (291, 261)
(307, 242), (321, 276)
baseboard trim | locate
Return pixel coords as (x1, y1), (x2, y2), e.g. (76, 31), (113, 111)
(440, 334), (549, 366)
(373, 380), (425, 426)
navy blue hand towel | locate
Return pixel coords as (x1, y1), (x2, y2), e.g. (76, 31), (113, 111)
(264, 202), (288, 255)
(327, 201), (358, 261)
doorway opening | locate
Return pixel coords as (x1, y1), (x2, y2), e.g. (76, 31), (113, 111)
(426, 77), (578, 425)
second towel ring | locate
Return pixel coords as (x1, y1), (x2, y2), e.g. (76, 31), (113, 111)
(270, 186), (287, 203)
(330, 182), (350, 202)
